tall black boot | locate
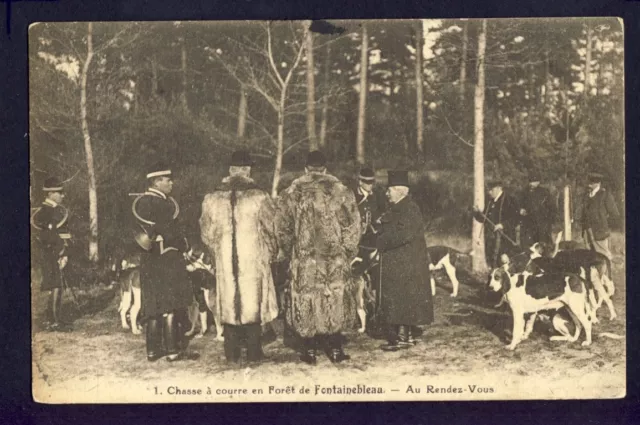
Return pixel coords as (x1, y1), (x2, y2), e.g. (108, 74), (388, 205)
(246, 323), (264, 362)
(223, 324), (241, 363)
(397, 325), (412, 347)
(146, 316), (164, 362)
(328, 333), (351, 363)
(165, 312), (199, 362)
(300, 337), (317, 365)
(381, 325), (409, 352)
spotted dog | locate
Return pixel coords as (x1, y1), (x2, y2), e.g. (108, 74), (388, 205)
(427, 246), (468, 297)
(530, 237), (616, 322)
(488, 267), (593, 350)
(113, 252), (142, 334)
(184, 249), (223, 341)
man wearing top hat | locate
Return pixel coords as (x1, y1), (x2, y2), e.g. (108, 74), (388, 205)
(132, 163), (198, 362)
(519, 171), (556, 248)
(375, 170), (433, 351)
(473, 180), (520, 268)
(275, 151), (361, 364)
(199, 150), (279, 363)
(581, 172), (620, 260)
(31, 177), (72, 331)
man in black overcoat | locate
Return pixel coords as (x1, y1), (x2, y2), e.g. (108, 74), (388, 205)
(376, 170), (433, 351)
(519, 171), (556, 247)
(31, 177), (72, 331)
(473, 181), (520, 268)
(132, 163), (199, 362)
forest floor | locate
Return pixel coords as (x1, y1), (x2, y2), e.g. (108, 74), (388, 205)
(31, 233), (626, 403)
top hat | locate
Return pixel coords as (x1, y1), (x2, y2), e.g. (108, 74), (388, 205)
(230, 150), (254, 167)
(387, 170), (409, 187)
(359, 167), (376, 183)
(43, 177), (64, 192)
(306, 150), (327, 168)
(146, 162), (172, 179)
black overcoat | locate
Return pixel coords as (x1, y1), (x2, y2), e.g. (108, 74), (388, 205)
(376, 195), (433, 326)
(31, 201), (70, 291)
(132, 189), (192, 319)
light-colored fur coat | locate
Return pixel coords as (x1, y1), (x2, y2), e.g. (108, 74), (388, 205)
(275, 172), (361, 338)
(199, 175), (279, 326)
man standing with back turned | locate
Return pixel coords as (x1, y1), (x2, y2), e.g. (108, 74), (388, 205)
(275, 151), (361, 364)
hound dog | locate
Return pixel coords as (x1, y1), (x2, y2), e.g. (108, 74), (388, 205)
(488, 267), (593, 350)
(427, 246), (467, 297)
(530, 236), (616, 322)
(113, 252), (142, 334)
(351, 248), (380, 333)
(184, 249), (224, 341)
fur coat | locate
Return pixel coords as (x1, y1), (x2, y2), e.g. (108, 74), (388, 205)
(275, 172), (361, 338)
(199, 175), (279, 326)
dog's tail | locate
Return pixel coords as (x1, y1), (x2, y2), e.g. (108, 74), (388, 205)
(599, 332), (624, 340)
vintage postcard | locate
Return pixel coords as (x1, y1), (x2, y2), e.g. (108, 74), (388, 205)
(30, 18), (625, 403)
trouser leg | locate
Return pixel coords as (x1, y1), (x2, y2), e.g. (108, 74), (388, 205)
(299, 336), (317, 365)
(223, 324), (241, 362)
(246, 323), (264, 362)
(51, 288), (62, 324)
(146, 315), (164, 361)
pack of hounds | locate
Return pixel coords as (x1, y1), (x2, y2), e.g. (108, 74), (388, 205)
(111, 231), (621, 351)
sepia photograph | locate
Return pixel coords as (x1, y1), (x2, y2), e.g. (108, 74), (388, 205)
(29, 18), (625, 403)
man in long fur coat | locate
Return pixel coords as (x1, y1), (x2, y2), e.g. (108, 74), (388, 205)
(275, 151), (361, 364)
(199, 150), (279, 363)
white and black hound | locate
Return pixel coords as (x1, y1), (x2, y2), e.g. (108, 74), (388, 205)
(427, 246), (466, 297)
(488, 267), (593, 350)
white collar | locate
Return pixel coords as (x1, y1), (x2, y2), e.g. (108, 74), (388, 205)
(44, 198), (58, 208)
(589, 186), (601, 198)
(147, 188), (167, 200)
(492, 191), (503, 202)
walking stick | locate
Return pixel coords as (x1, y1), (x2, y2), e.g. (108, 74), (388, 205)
(474, 209), (519, 247)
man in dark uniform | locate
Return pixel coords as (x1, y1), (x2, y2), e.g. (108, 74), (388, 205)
(376, 171), (433, 351)
(31, 177), (72, 331)
(352, 167), (386, 332)
(473, 180), (520, 268)
(581, 172), (620, 260)
(519, 171), (556, 248)
(132, 163), (199, 362)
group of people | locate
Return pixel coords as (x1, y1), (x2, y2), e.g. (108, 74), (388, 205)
(31, 151), (620, 365)
(473, 171), (620, 269)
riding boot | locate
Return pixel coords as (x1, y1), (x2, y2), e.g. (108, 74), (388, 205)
(146, 316), (164, 362)
(165, 312), (200, 362)
(246, 323), (264, 362)
(328, 333), (350, 363)
(223, 324), (241, 363)
(51, 288), (62, 325)
(381, 325), (409, 352)
(300, 337), (317, 365)
(397, 325), (412, 347)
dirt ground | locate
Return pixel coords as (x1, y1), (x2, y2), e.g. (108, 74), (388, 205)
(32, 238), (626, 404)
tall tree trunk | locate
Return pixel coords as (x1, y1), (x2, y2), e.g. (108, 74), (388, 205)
(472, 19), (487, 273)
(181, 40), (189, 112)
(584, 22), (593, 98)
(80, 22), (98, 262)
(415, 20), (424, 155)
(272, 106), (285, 198)
(151, 54), (158, 98)
(356, 23), (368, 164)
(544, 49), (550, 106)
(305, 27), (317, 151)
(319, 43), (331, 150)
(237, 83), (247, 139)
(459, 20), (468, 103)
